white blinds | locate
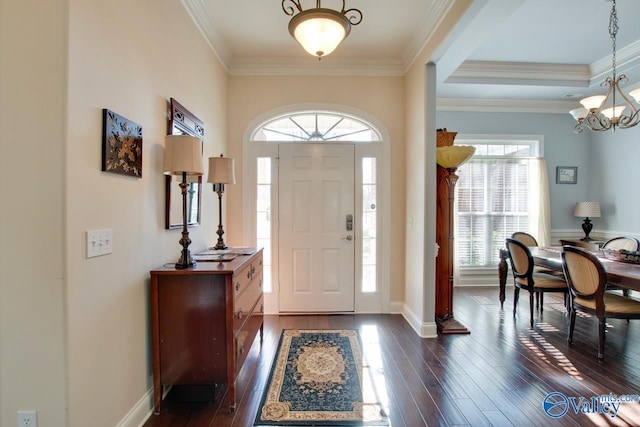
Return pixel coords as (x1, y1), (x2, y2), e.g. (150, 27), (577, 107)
(456, 159), (531, 267)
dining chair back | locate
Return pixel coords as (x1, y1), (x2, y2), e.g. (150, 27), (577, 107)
(602, 236), (640, 251)
(602, 236), (640, 296)
(511, 232), (538, 247)
(506, 238), (568, 328)
(561, 245), (640, 359)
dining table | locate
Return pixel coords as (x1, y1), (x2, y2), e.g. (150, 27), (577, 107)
(497, 246), (640, 308)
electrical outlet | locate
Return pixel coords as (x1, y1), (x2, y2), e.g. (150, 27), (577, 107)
(17, 411), (37, 427)
(86, 229), (113, 258)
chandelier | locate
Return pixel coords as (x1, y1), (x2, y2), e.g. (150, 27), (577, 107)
(570, 0), (640, 132)
(282, 0), (363, 60)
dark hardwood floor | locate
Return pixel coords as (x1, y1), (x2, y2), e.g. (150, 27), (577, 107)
(144, 287), (640, 426)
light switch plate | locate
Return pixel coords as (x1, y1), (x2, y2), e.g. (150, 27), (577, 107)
(86, 229), (113, 258)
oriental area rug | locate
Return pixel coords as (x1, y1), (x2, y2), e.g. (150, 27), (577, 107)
(255, 329), (389, 426)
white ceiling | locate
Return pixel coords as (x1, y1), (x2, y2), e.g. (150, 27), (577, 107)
(183, 0), (640, 111)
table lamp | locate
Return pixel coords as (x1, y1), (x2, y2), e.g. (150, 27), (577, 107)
(164, 135), (204, 268)
(573, 201), (601, 242)
(207, 154), (236, 250)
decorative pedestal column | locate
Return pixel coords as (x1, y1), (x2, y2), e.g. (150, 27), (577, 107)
(435, 129), (475, 335)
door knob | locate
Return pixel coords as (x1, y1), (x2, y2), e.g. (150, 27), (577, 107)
(342, 235), (353, 241)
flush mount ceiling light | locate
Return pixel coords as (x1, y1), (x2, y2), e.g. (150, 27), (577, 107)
(570, 0), (640, 132)
(282, 0), (363, 60)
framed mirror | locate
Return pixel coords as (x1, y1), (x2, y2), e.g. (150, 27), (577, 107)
(165, 98), (204, 229)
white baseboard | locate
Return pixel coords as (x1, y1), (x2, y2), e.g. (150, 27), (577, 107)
(400, 303), (438, 338)
(116, 388), (154, 427)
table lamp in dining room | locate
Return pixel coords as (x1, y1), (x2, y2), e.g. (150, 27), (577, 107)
(164, 135), (204, 269)
(208, 154), (236, 250)
(574, 201), (601, 242)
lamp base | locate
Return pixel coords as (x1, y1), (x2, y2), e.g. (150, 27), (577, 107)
(175, 230), (195, 269)
(581, 217), (594, 242)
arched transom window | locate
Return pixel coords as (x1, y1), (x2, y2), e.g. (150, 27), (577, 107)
(252, 111), (381, 142)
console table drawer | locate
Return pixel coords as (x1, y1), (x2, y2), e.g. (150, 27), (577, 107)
(233, 272), (263, 332)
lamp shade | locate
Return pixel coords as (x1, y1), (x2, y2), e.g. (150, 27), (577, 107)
(163, 135), (204, 176)
(207, 155), (236, 184)
(289, 9), (349, 58)
(573, 201), (601, 218)
(436, 146), (476, 168)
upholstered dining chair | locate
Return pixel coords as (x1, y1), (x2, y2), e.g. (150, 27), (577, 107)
(511, 232), (565, 311)
(561, 245), (640, 359)
(602, 236), (640, 296)
(505, 238), (568, 328)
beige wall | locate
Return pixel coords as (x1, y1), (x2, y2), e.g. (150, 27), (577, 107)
(2, 0), (227, 425)
(0, 1), (68, 426)
(226, 76), (406, 303)
(65, 1), (227, 425)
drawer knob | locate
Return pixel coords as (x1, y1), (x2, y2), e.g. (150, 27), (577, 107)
(251, 265), (256, 274)
(237, 309), (243, 319)
(235, 282), (240, 292)
(247, 270), (251, 279)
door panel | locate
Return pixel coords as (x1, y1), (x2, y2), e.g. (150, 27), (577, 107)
(279, 144), (355, 312)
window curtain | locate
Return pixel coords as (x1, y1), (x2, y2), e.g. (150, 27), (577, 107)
(528, 158), (551, 247)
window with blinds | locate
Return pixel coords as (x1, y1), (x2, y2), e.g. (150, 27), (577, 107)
(454, 136), (542, 268)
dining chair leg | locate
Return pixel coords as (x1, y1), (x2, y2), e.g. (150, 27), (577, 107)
(539, 293), (544, 312)
(535, 292), (540, 310)
(598, 318), (606, 360)
(568, 309), (576, 343)
(513, 287), (520, 317)
(529, 291), (534, 328)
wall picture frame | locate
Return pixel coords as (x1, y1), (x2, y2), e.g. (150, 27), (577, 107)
(556, 166), (577, 184)
(102, 109), (143, 178)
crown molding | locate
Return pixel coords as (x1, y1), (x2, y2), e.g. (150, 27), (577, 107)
(228, 57), (405, 77)
(181, 0), (231, 70)
(402, 0), (454, 71)
(437, 98), (578, 113)
(446, 61), (591, 87)
(589, 39), (640, 83)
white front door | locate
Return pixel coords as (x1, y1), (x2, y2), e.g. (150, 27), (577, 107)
(278, 144), (355, 312)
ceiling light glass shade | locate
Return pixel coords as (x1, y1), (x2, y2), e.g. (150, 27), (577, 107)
(602, 105), (626, 120)
(629, 88), (640, 103)
(569, 108), (588, 122)
(580, 95), (606, 111)
(289, 9), (349, 58)
(436, 146), (476, 169)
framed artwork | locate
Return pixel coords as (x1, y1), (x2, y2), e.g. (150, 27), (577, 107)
(102, 109), (143, 177)
(556, 166), (577, 184)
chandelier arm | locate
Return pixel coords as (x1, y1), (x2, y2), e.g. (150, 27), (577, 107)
(282, 0), (302, 16)
(343, 7), (363, 25)
(583, 112), (612, 132)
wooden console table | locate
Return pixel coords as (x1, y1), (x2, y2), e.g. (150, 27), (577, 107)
(150, 249), (263, 413)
